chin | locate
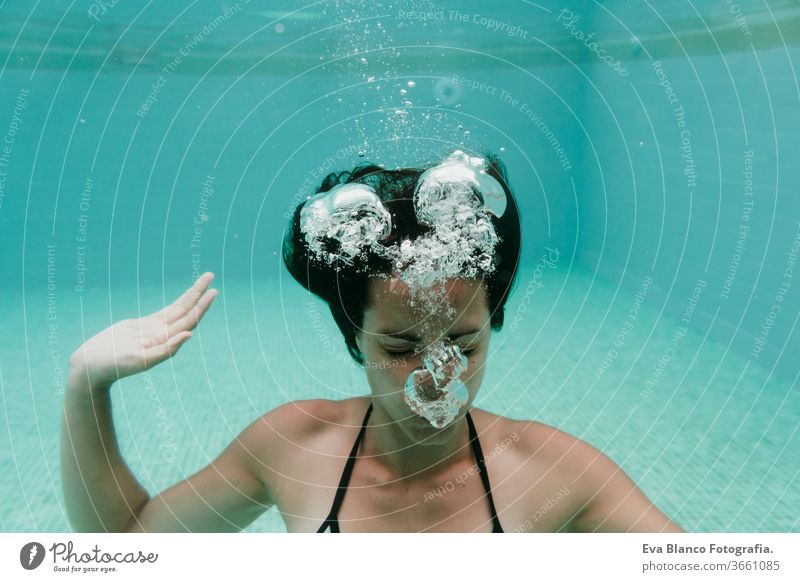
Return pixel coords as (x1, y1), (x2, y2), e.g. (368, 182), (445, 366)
(410, 411), (466, 438)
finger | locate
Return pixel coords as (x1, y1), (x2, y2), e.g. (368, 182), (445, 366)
(168, 287), (218, 335)
(143, 331), (192, 366)
(162, 272), (215, 323)
(166, 330), (192, 349)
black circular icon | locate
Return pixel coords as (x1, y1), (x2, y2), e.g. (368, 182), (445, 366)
(20, 542), (46, 570)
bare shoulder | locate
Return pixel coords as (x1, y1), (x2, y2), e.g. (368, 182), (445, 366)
(248, 397), (353, 452)
(501, 413), (620, 504)
(483, 413), (683, 532)
(470, 407), (596, 463)
(245, 397), (365, 474)
(257, 398), (346, 433)
(513, 416), (605, 469)
(462, 409), (590, 531)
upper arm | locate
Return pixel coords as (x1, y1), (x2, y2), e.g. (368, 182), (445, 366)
(567, 441), (684, 533)
(124, 414), (275, 533)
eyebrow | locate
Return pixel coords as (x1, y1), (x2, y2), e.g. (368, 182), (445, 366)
(379, 328), (482, 341)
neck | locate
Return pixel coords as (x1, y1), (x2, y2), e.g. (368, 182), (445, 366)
(360, 398), (474, 479)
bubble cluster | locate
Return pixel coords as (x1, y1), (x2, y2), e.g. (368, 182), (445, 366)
(404, 341), (470, 428)
(300, 183), (392, 268)
(383, 150), (504, 300)
(299, 149), (506, 428)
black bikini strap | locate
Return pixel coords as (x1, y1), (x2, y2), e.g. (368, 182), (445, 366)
(465, 410), (503, 532)
(318, 401), (373, 532)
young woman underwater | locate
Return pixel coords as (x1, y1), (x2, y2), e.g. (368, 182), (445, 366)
(61, 150), (684, 533)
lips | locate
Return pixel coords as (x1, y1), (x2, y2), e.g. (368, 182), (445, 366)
(407, 367), (444, 401)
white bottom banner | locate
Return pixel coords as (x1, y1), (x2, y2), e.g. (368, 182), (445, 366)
(2, 533), (798, 581)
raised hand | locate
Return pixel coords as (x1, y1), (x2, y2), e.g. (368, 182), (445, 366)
(69, 272), (218, 388)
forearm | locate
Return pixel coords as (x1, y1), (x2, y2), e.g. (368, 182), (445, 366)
(60, 367), (150, 532)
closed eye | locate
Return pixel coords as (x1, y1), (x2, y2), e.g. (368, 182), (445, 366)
(383, 347), (414, 356)
(383, 346), (477, 357)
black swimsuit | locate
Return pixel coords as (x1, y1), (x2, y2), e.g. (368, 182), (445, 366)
(317, 401), (505, 533)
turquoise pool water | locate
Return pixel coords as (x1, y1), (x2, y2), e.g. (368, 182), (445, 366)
(2, 267), (798, 532)
(1, 1), (798, 532)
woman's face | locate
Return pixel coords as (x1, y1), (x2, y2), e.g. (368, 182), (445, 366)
(355, 275), (492, 438)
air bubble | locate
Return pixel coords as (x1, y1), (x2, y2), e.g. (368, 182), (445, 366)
(403, 342), (470, 428)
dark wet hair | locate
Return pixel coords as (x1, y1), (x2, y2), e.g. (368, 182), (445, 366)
(282, 151), (522, 366)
